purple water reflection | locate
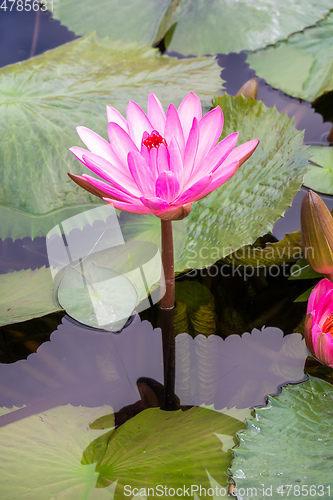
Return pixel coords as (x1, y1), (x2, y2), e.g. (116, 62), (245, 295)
(0, 315), (308, 426)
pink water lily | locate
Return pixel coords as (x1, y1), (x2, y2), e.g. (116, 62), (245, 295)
(305, 278), (333, 368)
(69, 92), (259, 220)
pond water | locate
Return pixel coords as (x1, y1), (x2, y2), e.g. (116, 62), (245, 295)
(0, 6), (333, 499)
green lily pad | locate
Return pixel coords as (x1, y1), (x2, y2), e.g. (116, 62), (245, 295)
(0, 33), (222, 241)
(222, 231), (303, 267)
(84, 406), (245, 497)
(247, 12), (333, 102)
(0, 267), (61, 327)
(231, 377), (333, 498)
(0, 404), (116, 499)
(303, 146), (333, 195)
(52, 0), (332, 56)
(121, 95), (309, 271)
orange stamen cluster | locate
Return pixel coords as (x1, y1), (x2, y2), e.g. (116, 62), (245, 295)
(142, 131), (167, 151)
(322, 313), (333, 336)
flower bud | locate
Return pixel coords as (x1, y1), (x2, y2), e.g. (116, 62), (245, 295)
(300, 190), (333, 274)
(236, 78), (258, 100)
(305, 279), (333, 368)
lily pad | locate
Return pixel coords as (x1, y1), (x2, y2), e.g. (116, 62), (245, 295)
(247, 12), (333, 102)
(0, 267), (61, 327)
(231, 377), (333, 499)
(0, 404), (116, 499)
(0, 33), (222, 241)
(52, 0), (332, 56)
(121, 95), (309, 271)
(222, 231), (303, 267)
(84, 406), (245, 497)
(303, 146), (333, 195)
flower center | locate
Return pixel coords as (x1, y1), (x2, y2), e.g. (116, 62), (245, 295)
(142, 131), (167, 151)
(322, 313), (333, 336)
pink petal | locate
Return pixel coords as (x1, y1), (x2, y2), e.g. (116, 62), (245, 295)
(104, 198), (152, 214)
(188, 132), (239, 187)
(70, 148), (140, 195)
(314, 288), (333, 328)
(197, 161), (239, 199)
(147, 93), (166, 134)
(164, 104), (185, 154)
(178, 92), (202, 141)
(82, 174), (138, 203)
(128, 151), (155, 197)
(313, 330), (333, 367)
(175, 175), (211, 205)
(107, 122), (138, 169)
(223, 139), (259, 167)
(126, 100), (153, 148)
(183, 118), (199, 182)
(307, 278), (333, 314)
(155, 171), (180, 203)
(106, 106), (129, 133)
(140, 197), (170, 211)
(195, 106), (224, 167)
(76, 126), (118, 165)
(168, 137), (183, 185)
(156, 143), (170, 175)
(148, 147), (158, 178)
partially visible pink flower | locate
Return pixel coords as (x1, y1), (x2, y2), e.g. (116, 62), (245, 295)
(305, 278), (333, 367)
(69, 92), (259, 220)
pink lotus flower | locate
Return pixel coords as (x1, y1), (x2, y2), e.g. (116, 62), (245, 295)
(69, 93), (259, 220)
(305, 278), (333, 367)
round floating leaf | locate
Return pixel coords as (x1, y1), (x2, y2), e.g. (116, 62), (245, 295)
(231, 377), (333, 499)
(223, 231), (303, 267)
(303, 146), (333, 195)
(85, 406), (245, 496)
(247, 12), (333, 102)
(0, 33), (222, 241)
(163, 0), (332, 56)
(0, 267), (61, 327)
(52, 0), (332, 56)
(57, 262), (138, 331)
(121, 95), (309, 271)
(0, 404), (115, 499)
(52, 0), (172, 45)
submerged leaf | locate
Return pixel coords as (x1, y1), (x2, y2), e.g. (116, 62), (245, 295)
(57, 262), (138, 332)
(175, 281), (216, 336)
(231, 377), (333, 498)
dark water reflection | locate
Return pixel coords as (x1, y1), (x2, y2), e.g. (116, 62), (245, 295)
(0, 314), (307, 426)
